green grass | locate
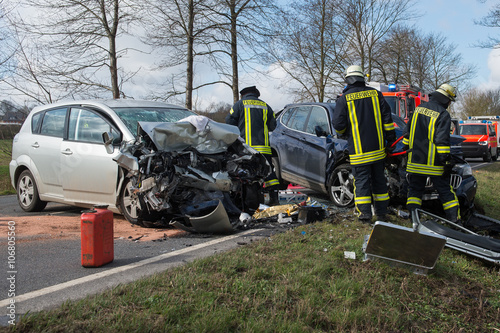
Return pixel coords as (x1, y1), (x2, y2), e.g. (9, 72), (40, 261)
(473, 162), (500, 219)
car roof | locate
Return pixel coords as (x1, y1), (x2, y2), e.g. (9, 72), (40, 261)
(283, 102), (336, 108)
(31, 99), (189, 112)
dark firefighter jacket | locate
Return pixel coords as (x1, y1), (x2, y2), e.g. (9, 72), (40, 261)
(225, 92), (276, 155)
(402, 92), (452, 176)
(333, 82), (396, 166)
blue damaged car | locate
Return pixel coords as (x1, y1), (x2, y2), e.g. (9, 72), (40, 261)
(269, 102), (477, 218)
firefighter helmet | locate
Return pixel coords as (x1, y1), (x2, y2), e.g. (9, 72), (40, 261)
(344, 65), (365, 84)
(436, 83), (457, 102)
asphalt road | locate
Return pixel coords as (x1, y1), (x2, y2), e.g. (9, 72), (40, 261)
(0, 195), (295, 326)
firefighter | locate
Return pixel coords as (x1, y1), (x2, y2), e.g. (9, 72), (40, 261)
(225, 86), (280, 205)
(333, 65), (396, 222)
(403, 83), (460, 222)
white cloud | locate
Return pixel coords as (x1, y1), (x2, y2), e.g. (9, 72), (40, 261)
(487, 47), (500, 89)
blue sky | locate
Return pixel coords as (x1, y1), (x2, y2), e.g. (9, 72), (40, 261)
(404, 0), (499, 89)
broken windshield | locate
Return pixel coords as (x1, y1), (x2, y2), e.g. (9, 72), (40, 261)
(112, 107), (196, 135)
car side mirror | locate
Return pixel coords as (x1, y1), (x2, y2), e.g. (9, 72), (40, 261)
(102, 131), (115, 154)
(315, 125), (328, 137)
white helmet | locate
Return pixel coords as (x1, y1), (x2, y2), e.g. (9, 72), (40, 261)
(344, 65), (365, 84)
(436, 83), (457, 102)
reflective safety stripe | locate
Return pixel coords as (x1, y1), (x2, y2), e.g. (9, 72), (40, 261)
(442, 199), (459, 210)
(402, 137), (409, 145)
(373, 193), (389, 201)
(337, 127), (346, 134)
(350, 148), (386, 165)
(263, 108), (269, 147)
(383, 123), (395, 131)
(436, 146), (450, 154)
(407, 162), (444, 176)
(355, 196), (372, 204)
(244, 107), (252, 146)
(407, 197), (422, 206)
(372, 95), (383, 150)
(427, 117), (437, 166)
(264, 179), (280, 187)
(347, 100), (362, 154)
(251, 145), (272, 155)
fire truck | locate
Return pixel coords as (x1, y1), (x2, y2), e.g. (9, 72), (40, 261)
(366, 82), (429, 122)
(458, 116), (500, 162)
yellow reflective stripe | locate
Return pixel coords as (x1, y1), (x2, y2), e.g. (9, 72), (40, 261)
(251, 145), (272, 154)
(402, 137), (409, 145)
(347, 100), (362, 154)
(407, 162), (444, 175)
(442, 199), (459, 210)
(372, 95), (383, 150)
(408, 112), (419, 161)
(355, 196), (372, 204)
(264, 179), (279, 187)
(407, 197), (422, 205)
(383, 123), (395, 131)
(427, 117), (436, 165)
(415, 107), (439, 118)
(243, 100), (267, 107)
(244, 107), (251, 145)
(373, 193), (389, 201)
(229, 108), (234, 114)
(345, 90), (378, 101)
(263, 108), (269, 146)
(350, 148), (386, 165)
(337, 127), (346, 134)
(436, 146), (450, 154)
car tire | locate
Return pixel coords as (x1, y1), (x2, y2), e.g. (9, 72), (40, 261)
(327, 163), (355, 208)
(272, 155), (289, 190)
(16, 169), (47, 212)
(119, 178), (144, 226)
(483, 149), (492, 162)
(492, 148), (498, 161)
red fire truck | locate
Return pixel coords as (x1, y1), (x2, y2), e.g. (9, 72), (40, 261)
(458, 116), (500, 162)
(366, 82), (429, 122)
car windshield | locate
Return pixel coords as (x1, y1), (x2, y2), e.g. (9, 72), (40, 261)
(460, 124), (487, 135)
(112, 107), (196, 135)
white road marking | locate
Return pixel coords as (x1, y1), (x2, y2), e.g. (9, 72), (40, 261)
(0, 229), (262, 307)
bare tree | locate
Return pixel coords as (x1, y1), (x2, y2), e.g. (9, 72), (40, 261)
(265, 0), (349, 102)
(206, 0), (279, 103)
(339, 0), (415, 78)
(143, 0), (227, 110)
(374, 27), (476, 93)
(475, 0), (500, 49)
(458, 87), (500, 118)
(7, 0), (141, 100)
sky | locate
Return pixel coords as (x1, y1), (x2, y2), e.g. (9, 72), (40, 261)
(5, 0), (500, 111)
(221, 0), (500, 111)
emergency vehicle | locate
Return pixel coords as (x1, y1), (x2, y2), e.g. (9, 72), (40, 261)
(458, 116), (499, 162)
(366, 82), (429, 122)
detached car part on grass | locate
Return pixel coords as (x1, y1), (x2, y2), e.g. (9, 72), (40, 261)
(111, 116), (271, 232)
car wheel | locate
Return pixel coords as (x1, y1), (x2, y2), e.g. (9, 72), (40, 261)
(272, 155), (289, 190)
(119, 178), (144, 225)
(483, 149), (492, 162)
(16, 169), (47, 212)
(492, 148), (498, 161)
(327, 163), (355, 208)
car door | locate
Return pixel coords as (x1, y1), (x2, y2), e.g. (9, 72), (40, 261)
(28, 107), (68, 198)
(60, 107), (120, 206)
(276, 106), (311, 176)
(295, 105), (332, 190)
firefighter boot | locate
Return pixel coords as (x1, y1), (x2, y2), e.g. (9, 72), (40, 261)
(445, 206), (459, 224)
(269, 190), (279, 206)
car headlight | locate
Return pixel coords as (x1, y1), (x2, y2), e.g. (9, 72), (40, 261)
(452, 163), (472, 177)
(478, 141), (487, 145)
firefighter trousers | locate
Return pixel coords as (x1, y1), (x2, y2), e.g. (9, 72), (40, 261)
(352, 159), (390, 218)
(406, 173), (460, 222)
